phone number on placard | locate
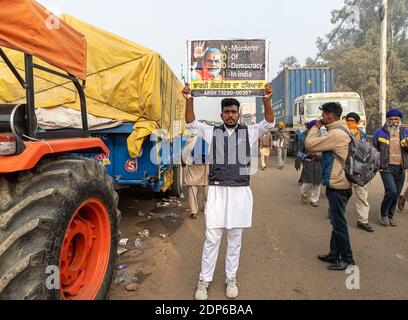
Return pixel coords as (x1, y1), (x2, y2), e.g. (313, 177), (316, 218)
(215, 90), (252, 96)
(197, 89), (268, 97)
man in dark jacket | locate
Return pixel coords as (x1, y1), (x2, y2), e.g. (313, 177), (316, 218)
(295, 120), (322, 207)
(373, 108), (408, 227)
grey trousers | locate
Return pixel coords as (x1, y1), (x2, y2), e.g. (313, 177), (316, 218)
(277, 147), (288, 167)
(352, 184), (370, 224)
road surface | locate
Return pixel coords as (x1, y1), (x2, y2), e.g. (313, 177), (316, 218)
(108, 156), (408, 300)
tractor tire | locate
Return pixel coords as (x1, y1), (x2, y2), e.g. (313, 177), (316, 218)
(0, 156), (121, 300)
(168, 164), (183, 197)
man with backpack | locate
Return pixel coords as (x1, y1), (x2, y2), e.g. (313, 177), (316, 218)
(373, 109), (408, 227)
(305, 102), (355, 271)
(345, 112), (374, 233)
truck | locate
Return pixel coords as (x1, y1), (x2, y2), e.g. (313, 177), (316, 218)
(61, 14), (186, 196)
(0, 2), (185, 300)
(255, 68), (334, 154)
(293, 92), (366, 132)
(84, 125), (185, 197)
(256, 67), (366, 152)
(32, 14), (187, 197)
(256, 67), (335, 126)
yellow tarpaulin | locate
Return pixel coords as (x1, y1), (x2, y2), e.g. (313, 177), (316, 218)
(0, 14), (185, 158)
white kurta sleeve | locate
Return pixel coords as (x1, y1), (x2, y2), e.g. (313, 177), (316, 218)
(185, 120), (214, 145)
(248, 120), (275, 146)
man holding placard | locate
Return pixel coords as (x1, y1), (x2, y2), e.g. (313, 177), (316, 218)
(182, 83), (274, 300)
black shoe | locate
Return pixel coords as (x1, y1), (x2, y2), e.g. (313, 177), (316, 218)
(357, 222), (374, 232)
(317, 255), (338, 264)
(327, 260), (355, 271)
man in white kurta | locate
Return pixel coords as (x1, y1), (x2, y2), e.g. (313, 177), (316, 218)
(182, 83), (275, 300)
(186, 120), (274, 229)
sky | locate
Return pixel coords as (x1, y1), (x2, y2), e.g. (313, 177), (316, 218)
(37, 0), (345, 121)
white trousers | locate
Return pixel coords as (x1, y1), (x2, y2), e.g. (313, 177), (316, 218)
(352, 184), (370, 224)
(199, 228), (244, 282)
(260, 147), (271, 169)
(301, 183), (321, 203)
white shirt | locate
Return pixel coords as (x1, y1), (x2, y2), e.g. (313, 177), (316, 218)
(185, 119), (275, 229)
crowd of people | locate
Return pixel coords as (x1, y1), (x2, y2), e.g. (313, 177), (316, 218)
(257, 107), (408, 232)
(181, 83), (408, 300)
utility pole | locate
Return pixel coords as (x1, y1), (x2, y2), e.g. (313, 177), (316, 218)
(380, 0), (388, 125)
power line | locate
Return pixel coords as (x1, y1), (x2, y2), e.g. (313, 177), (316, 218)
(311, 0), (359, 67)
(278, 1), (359, 125)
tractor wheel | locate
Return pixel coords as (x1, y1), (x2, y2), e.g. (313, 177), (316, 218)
(168, 164), (183, 197)
(0, 156), (120, 300)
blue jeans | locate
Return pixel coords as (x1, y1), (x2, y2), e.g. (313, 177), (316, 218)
(326, 187), (354, 263)
(380, 165), (405, 219)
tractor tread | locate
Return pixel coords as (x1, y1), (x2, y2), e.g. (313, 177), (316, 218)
(0, 156), (120, 300)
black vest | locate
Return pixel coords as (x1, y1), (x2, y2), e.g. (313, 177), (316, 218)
(191, 138), (208, 165)
(209, 124), (251, 187)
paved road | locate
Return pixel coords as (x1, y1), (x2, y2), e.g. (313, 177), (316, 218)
(109, 157), (408, 300)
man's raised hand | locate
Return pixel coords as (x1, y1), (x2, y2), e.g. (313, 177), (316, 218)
(263, 83), (273, 101)
(315, 120), (324, 129)
(182, 84), (193, 101)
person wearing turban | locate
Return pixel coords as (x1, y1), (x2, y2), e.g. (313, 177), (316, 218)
(373, 108), (408, 227)
(345, 113), (374, 233)
(274, 122), (290, 169)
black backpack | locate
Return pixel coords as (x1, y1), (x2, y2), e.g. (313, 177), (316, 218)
(335, 127), (381, 187)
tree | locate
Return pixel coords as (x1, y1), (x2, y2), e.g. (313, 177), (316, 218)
(279, 56), (301, 69)
(317, 0), (408, 133)
(304, 57), (314, 67)
(304, 57), (328, 68)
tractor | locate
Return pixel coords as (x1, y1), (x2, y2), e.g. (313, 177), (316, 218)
(0, 0), (119, 300)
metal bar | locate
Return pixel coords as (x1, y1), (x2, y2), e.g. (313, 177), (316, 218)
(70, 76), (89, 132)
(0, 48), (27, 89)
(36, 130), (89, 140)
(33, 63), (72, 80)
(24, 54), (36, 137)
(32, 64), (88, 133)
(116, 180), (148, 186)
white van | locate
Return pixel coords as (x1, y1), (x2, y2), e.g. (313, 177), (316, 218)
(293, 92), (366, 132)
